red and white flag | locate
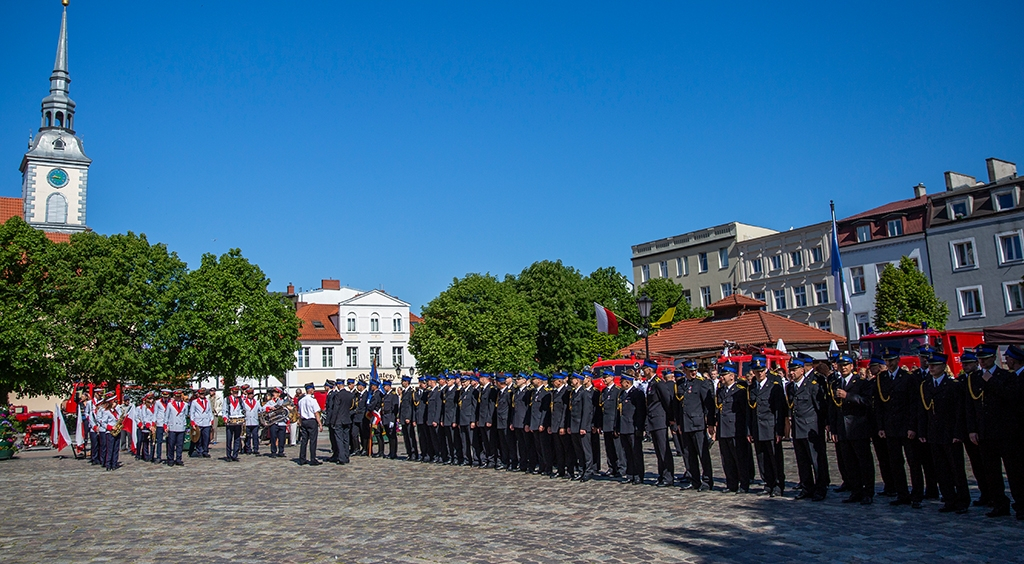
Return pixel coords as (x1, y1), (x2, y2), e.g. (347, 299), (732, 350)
(125, 408), (137, 454)
(369, 410), (382, 427)
(51, 404), (71, 452)
(74, 408), (84, 447)
(594, 303), (619, 335)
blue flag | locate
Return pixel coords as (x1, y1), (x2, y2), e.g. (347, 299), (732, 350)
(830, 204), (848, 314)
(369, 359), (379, 382)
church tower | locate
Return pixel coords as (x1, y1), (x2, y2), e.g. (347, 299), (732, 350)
(20, 1), (91, 234)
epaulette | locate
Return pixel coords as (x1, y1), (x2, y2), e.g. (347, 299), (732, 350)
(810, 379), (817, 385)
(736, 382), (746, 389)
(695, 376), (705, 381)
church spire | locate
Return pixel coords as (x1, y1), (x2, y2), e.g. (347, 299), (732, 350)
(40, 1), (76, 132)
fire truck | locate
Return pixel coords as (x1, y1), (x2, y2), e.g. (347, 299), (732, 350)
(715, 346), (791, 378)
(591, 353), (676, 389)
(856, 327), (985, 374)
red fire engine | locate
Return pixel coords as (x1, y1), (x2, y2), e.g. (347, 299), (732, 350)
(856, 327), (984, 374)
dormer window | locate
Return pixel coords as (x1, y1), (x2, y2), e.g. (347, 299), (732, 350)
(53, 137), (65, 150)
(947, 197), (971, 220)
(992, 187), (1017, 212)
(311, 320), (324, 329)
(886, 218), (904, 237)
(856, 225), (872, 243)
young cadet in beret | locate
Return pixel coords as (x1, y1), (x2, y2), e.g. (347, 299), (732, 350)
(786, 358), (829, 501)
(919, 353), (969, 514)
(716, 363), (751, 493)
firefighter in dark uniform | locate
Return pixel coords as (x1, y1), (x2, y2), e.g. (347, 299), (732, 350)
(511, 373), (532, 472)
(380, 380), (400, 459)
(529, 373), (553, 475)
(959, 349), (991, 507)
(568, 372), (594, 481)
(353, 380), (369, 456)
(617, 372), (646, 485)
(644, 361), (676, 487)
(874, 347), (925, 508)
(599, 369), (625, 477)
(830, 353), (876, 505)
(676, 362), (716, 491)
(427, 375), (445, 462)
(919, 352), (970, 513)
(913, 346), (941, 499)
(495, 374), (514, 470)
(548, 373), (571, 478)
(585, 371), (602, 476)
(747, 354), (787, 497)
(716, 362), (751, 493)
(399, 375), (419, 461)
(970, 344), (1024, 519)
(442, 373), (460, 464)
(786, 357), (829, 501)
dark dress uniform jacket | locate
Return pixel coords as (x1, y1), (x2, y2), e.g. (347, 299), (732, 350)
(918, 375), (966, 444)
(747, 378), (787, 441)
(324, 390), (336, 422)
(618, 387), (646, 434)
(367, 389), (383, 416)
(645, 379), (675, 432)
(678, 378), (717, 432)
(442, 386), (459, 426)
(355, 389), (369, 419)
(716, 382), (748, 439)
(601, 386), (621, 431)
(591, 388), (603, 430)
(875, 367), (921, 438)
(550, 386), (571, 431)
(427, 387), (443, 425)
(569, 387), (593, 434)
(829, 375), (873, 441)
(529, 387), (551, 429)
(399, 387), (416, 422)
(477, 384), (498, 426)
(512, 386), (531, 429)
(413, 388), (428, 424)
(381, 391), (399, 426)
(334, 388), (355, 425)
(458, 386), (478, 427)
(786, 377), (825, 440)
(496, 387), (512, 429)
(966, 367), (1018, 441)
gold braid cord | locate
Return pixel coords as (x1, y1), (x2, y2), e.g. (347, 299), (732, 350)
(876, 374), (891, 403)
(920, 381), (935, 412)
(967, 373), (984, 401)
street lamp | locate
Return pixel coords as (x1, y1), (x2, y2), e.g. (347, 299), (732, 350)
(636, 293), (653, 360)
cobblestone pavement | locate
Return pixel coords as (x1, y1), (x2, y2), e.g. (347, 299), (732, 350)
(0, 432), (1021, 563)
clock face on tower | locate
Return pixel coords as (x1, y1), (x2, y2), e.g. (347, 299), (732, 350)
(47, 168), (69, 188)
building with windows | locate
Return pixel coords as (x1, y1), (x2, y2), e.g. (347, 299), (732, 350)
(735, 221), (844, 336)
(284, 279), (418, 388)
(631, 222), (777, 308)
(925, 158), (1023, 330)
(836, 184), (931, 341)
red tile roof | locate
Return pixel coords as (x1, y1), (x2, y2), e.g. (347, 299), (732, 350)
(707, 294), (766, 310)
(841, 195), (927, 222)
(296, 303), (341, 342)
(0, 197), (23, 224)
(620, 309), (845, 358)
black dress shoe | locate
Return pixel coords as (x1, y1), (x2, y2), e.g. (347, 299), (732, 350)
(811, 493), (826, 502)
(309, 460), (323, 466)
(679, 483), (695, 491)
(794, 491), (811, 500)
(842, 494), (863, 504)
(986, 506), (1011, 518)
(834, 484), (850, 493)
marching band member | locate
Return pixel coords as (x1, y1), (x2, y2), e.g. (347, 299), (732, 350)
(223, 386), (245, 461)
(190, 388), (214, 458)
(265, 387), (289, 458)
(242, 386), (262, 456)
(164, 389), (188, 467)
(137, 393), (157, 462)
(153, 390), (170, 464)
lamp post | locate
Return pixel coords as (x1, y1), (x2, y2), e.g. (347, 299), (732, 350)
(636, 293), (653, 360)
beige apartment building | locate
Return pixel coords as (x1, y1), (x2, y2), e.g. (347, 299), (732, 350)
(735, 221), (846, 337)
(632, 222), (777, 308)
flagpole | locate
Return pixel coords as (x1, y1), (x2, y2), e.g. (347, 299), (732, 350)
(831, 200), (852, 355)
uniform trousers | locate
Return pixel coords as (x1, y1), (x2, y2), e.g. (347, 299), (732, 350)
(432, 425), (448, 461)
(327, 424), (339, 459)
(980, 438), (1023, 512)
(417, 422), (433, 460)
(90, 430), (100, 464)
(650, 427), (675, 484)
(97, 432), (110, 468)
(604, 431), (625, 475)
(873, 435), (895, 494)
(681, 429), (713, 487)
(107, 431), (121, 469)
(359, 419), (372, 455)
(476, 425), (493, 466)
(448, 425), (463, 462)
(517, 428), (534, 471)
(499, 428), (513, 468)
(754, 439), (784, 490)
(350, 419), (362, 454)
(194, 426), (211, 457)
(153, 427), (164, 462)
(619, 431), (645, 479)
(166, 430), (184, 464)
(402, 421), (418, 459)
(225, 424), (242, 459)
(589, 431), (601, 473)
(570, 432), (593, 477)
(535, 430), (552, 474)
(930, 442), (970, 509)
(963, 439), (988, 502)
(718, 436), (751, 492)
(838, 439), (874, 499)
(384, 424), (398, 458)
(551, 431), (569, 475)
(887, 435), (924, 501)
(244, 425), (259, 454)
(793, 433), (829, 495)
(298, 418), (319, 463)
(269, 424), (286, 455)
(333, 423), (351, 463)
(138, 428), (153, 461)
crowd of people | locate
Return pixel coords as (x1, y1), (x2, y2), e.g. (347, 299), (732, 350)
(79, 343), (1022, 521)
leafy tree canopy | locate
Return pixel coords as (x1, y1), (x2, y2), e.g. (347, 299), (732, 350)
(874, 256), (949, 331)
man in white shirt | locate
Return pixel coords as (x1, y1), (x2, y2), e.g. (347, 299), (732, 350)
(297, 383), (323, 465)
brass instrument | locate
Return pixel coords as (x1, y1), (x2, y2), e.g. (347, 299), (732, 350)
(286, 404), (299, 423)
(226, 416), (246, 426)
(111, 408), (130, 435)
(190, 425), (200, 444)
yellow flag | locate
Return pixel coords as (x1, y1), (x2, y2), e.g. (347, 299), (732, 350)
(651, 307), (676, 329)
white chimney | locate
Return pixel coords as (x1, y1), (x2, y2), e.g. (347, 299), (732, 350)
(986, 158), (1017, 183)
(944, 171), (976, 191)
(913, 183), (926, 198)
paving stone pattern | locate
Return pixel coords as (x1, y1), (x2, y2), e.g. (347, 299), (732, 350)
(0, 432), (1020, 563)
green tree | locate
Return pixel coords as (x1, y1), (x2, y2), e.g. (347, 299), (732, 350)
(47, 231), (187, 388)
(166, 249), (300, 389)
(874, 256), (949, 331)
(409, 273), (537, 374)
(0, 218), (63, 402)
(513, 260), (591, 371)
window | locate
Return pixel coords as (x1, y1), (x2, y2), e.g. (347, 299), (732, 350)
(856, 225), (872, 243)
(770, 255), (783, 270)
(721, 282), (733, 298)
(52, 138), (65, 150)
(948, 198), (970, 219)
(346, 347), (358, 367)
(682, 289), (691, 305)
(346, 315), (356, 332)
(996, 231), (1024, 264)
(322, 347), (334, 368)
(311, 320), (324, 329)
(793, 286), (808, 307)
(675, 257), (684, 277)
(297, 347), (310, 368)
(641, 264), (650, 282)
(773, 289), (787, 310)
(370, 315), (380, 332)
(790, 251), (803, 268)
(993, 189), (1016, 212)
(754, 291), (766, 304)
(850, 266), (866, 294)
(810, 246), (823, 263)
(392, 347), (404, 368)
(814, 282), (829, 305)
(718, 248), (729, 269)
(750, 258), (763, 274)
(45, 193), (68, 224)
(1005, 282), (1024, 314)
(369, 347), (382, 367)
(950, 239), (977, 271)
(886, 218), (904, 237)
(958, 286), (985, 318)
(393, 317), (402, 332)
(659, 261), (668, 278)
(700, 286), (712, 308)
(817, 319), (831, 332)
(856, 313), (870, 338)
(698, 253), (709, 273)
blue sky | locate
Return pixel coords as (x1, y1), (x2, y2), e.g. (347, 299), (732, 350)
(2, 2), (1022, 311)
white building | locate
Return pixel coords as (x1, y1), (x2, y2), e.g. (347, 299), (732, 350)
(284, 279), (418, 388)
